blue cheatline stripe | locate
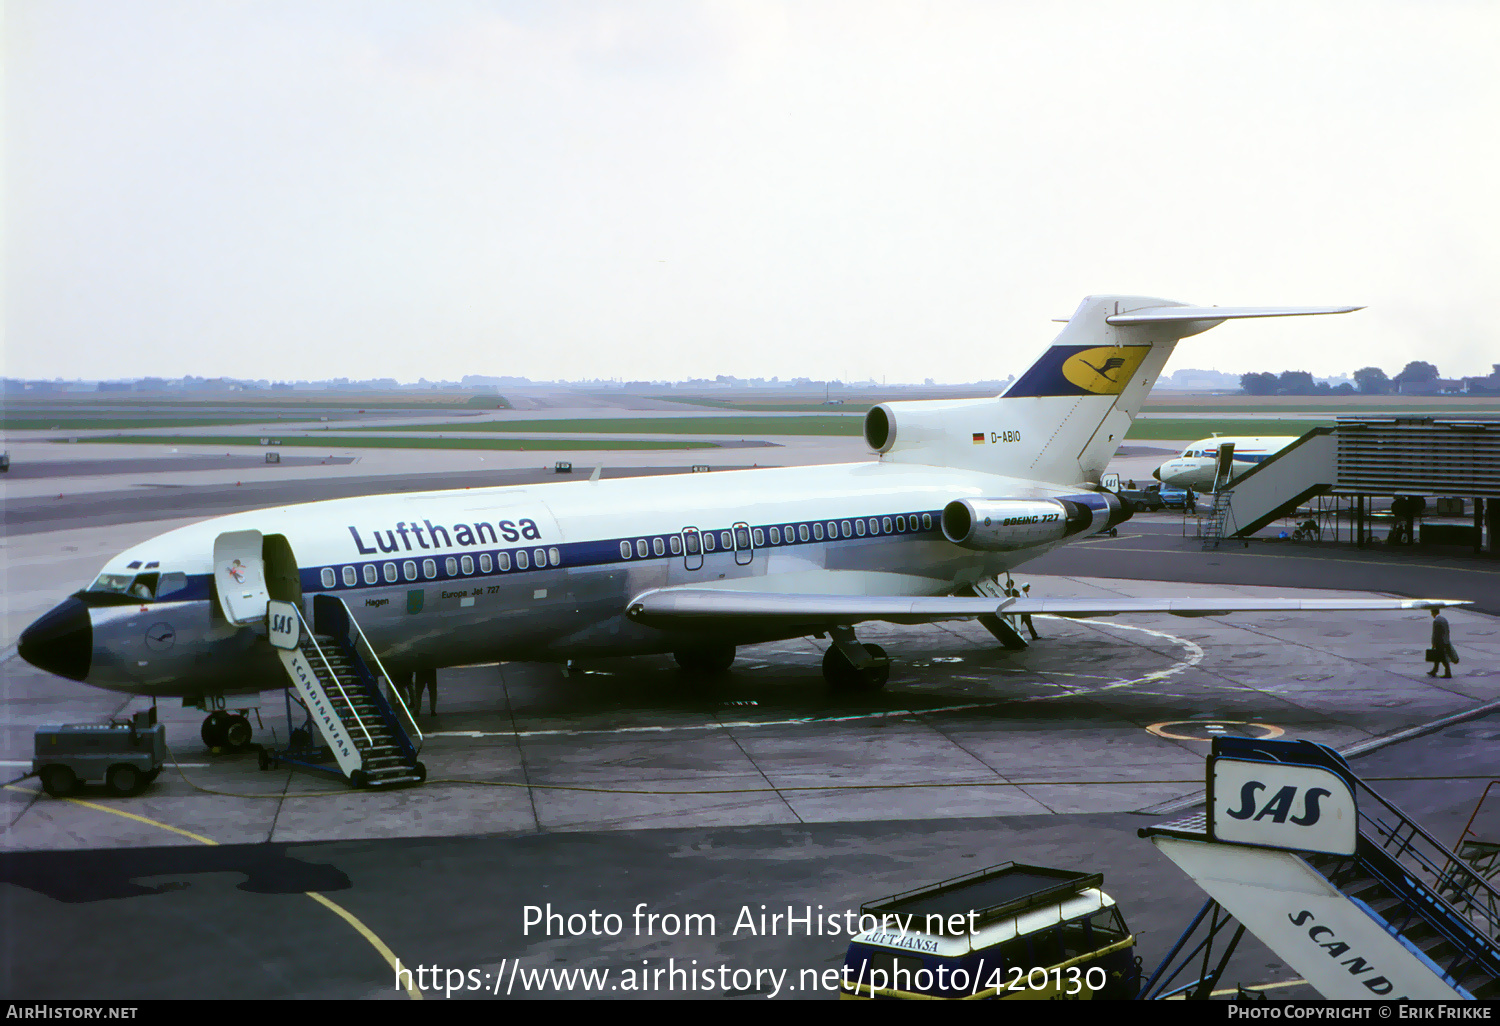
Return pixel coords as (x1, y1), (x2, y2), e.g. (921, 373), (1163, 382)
(111, 493), (1094, 606)
(301, 510), (945, 597)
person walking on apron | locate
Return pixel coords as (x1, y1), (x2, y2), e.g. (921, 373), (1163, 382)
(1428, 608), (1459, 678)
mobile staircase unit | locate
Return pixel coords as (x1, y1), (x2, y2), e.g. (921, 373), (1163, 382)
(1210, 429), (1337, 543)
(1140, 736), (1500, 1000)
(264, 596), (425, 789)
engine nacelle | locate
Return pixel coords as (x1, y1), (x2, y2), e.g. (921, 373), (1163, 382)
(941, 493), (1130, 551)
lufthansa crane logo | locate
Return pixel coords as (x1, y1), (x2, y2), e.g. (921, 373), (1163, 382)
(1060, 346), (1150, 395)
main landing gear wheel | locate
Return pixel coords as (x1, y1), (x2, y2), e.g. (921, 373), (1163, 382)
(822, 643), (891, 692)
(673, 645), (736, 675)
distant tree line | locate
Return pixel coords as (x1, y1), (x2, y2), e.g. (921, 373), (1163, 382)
(1239, 362), (1440, 396)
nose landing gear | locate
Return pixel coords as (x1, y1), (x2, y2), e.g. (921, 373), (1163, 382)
(200, 710), (254, 754)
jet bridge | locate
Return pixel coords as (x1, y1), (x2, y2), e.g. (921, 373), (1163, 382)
(1139, 737), (1500, 1000)
(1204, 416), (1500, 547)
(265, 595), (426, 788)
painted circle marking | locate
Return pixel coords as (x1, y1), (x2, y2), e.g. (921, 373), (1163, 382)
(1147, 720), (1284, 742)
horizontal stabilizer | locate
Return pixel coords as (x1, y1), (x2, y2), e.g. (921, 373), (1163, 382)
(1106, 305), (1362, 326)
(626, 587), (1467, 629)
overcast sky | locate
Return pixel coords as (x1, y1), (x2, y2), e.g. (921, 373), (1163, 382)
(6, 1), (1498, 385)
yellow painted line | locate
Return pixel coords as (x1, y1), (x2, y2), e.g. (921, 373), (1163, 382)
(4, 783), (421, 1000)
(4, 785), (223, 846)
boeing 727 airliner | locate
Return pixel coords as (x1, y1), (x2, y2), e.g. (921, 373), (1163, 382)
(17, 295), (1465, 755)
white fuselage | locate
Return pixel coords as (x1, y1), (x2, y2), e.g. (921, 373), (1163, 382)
(70, 460), (1106, 698)
(1153, 436), (1296, 492)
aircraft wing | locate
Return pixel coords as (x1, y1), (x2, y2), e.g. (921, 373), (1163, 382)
(625, 587), (1468, 630)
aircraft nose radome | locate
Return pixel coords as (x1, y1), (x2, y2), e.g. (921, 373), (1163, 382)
(1152, 467), (1162, 481)
(18, 598), (92, 682)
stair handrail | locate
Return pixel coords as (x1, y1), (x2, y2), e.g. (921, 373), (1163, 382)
(294, 605), (375, 750)
(1222, 740), (1500, 946)
(321, 595), (423, 750)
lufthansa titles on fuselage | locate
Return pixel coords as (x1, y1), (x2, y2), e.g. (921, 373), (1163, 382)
(348, 517), (543, 556)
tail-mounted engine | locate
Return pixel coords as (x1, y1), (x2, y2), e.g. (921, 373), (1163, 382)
(941, 493), (1130, 551)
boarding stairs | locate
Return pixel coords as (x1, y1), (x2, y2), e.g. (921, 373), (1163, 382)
(1140, 737), (1500, 1000)
(1209, 430), (1337, 542)
(267, 595), (425, 788)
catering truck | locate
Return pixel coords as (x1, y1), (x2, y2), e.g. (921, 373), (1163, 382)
(841, 862), (1138, 1000)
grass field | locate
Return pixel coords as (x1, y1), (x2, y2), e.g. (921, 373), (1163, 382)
(341, 415), (866, 436)
(1124, 418), (1333, 440)
(74, 435), (716, 451)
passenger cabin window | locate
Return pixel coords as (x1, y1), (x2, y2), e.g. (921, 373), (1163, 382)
(922, 513), (932, 530)
(362, 564), (377, 585)
(855, 519), (866, 536)
(534, 548), (546, 567)
(321, 568), (337, 588)
(720, 531), (731, 549)
(383, 562), (397, 583)
(652, 537), (665, 556)
(735, 526), (750, 549)
(404, 561), (418, 581)
(895, 515), (905, 531)
(684, 532), (701, 555)
(798, 524), (810, 542)
(669, 536), (682, 555)
(460, 555), (474, 575)
(812, 523), (824, 541)
(882, 517), (893, 533)
(770, 527), (781, 545)
(343, 566), (358, 587)
(841, 520), (852, 537)
(868, 518), (879, 534)
(479, 554), (492, 573)
(636, 539), (648, 558)
(752, 528), (764, 546)
(620, 540), (632, 559)
(498, 552), (511, 571)
(422, 559), (437, 579)
(826, 521), (837, 538)
(445, 557), (458, 576)
(703, 533), (716, 552)
(549, 547), (560, 566)
(517, 550), (530, 570)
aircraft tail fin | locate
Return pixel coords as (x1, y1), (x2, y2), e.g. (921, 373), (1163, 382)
(867, 295), (1360, 486)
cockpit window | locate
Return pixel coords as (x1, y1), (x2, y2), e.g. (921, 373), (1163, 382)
(89, 571), (181, 600)
(89, 574), (135, 594)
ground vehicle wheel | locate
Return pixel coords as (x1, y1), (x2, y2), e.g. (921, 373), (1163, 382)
(106, 763), (146, 797)
(40, 765), (77, 798)
(413, 761), (427, 784)
(257, 748), (270, 771)
(673, 645), (736, 675)
(223, 714), (253, 753)
(349, 769), (369, 789)
(201, 711), (229, 749)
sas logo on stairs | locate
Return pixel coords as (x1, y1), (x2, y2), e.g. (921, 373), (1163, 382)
(1209, 757), (1357, 856)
